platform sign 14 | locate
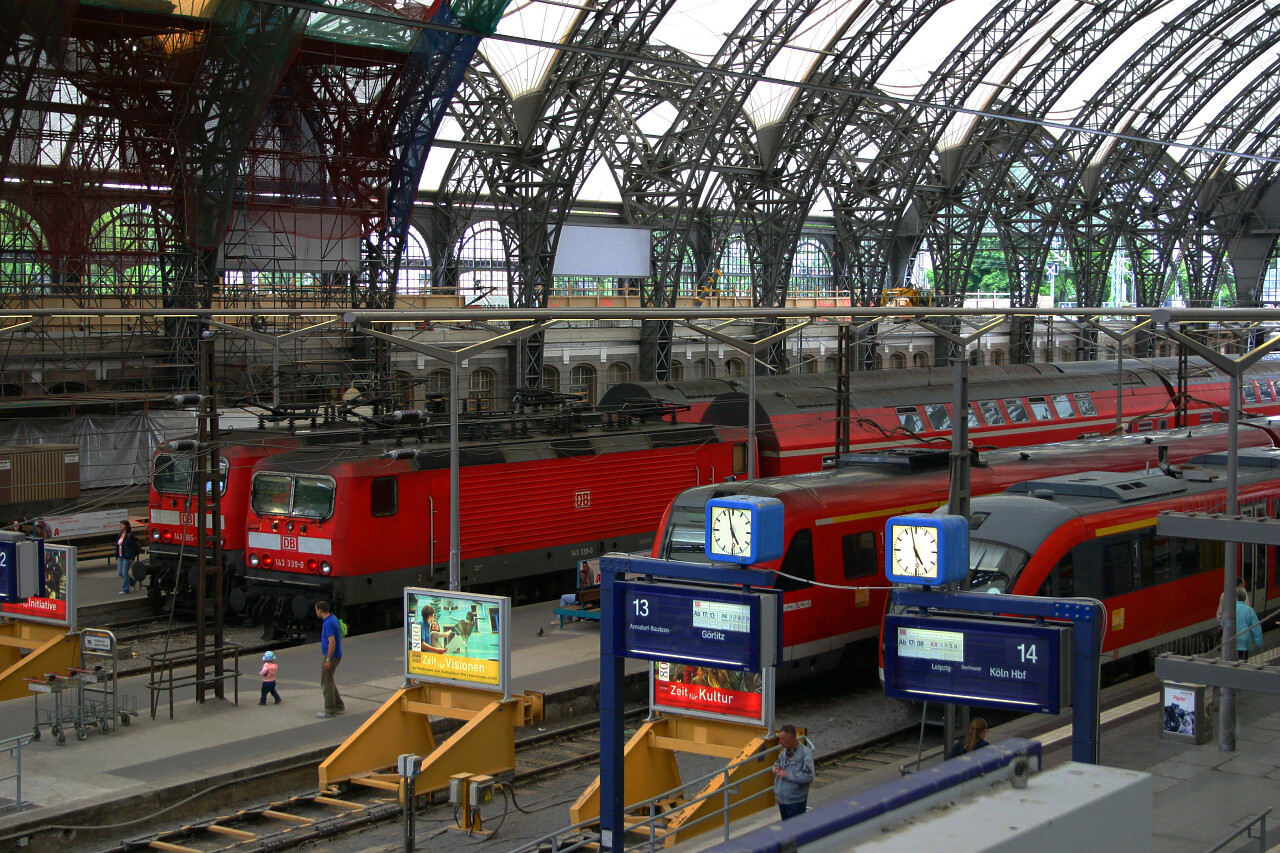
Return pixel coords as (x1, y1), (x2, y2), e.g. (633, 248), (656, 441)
(883, 613), (1072, 714)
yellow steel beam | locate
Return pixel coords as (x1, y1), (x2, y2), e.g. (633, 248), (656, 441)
(0, 624), (79, 703)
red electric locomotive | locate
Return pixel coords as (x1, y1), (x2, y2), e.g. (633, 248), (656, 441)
(237, 418), (747, 632)
(650, 422), (1278, 674)
(952, 446), (1280, 661)
(607, 357), (1280, 476)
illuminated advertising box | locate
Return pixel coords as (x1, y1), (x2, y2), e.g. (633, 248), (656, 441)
(1, 543), (74, 628)
(652, 661), (772, 726)
(404, 588), (509, 696)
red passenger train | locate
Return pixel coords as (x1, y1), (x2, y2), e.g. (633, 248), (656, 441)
(651, 422), (1278, 675)
(956, 447), (1280, 661)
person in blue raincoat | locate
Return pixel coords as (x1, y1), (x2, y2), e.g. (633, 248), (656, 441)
(1236, 587), (1263, 661)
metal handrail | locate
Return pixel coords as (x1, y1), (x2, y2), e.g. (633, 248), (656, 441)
(1206, 807), (1270, 852)
(0, 733), (32, 814)
(507, 741), (789, 853)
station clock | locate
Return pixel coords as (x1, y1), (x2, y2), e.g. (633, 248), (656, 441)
(885, 513), (970, 586)
(705, 496), (785, 565)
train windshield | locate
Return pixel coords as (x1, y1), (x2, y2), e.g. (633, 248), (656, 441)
(965, 538), (1030, 594)
(152, 454), (229, 496)
(662, 506), (712, 562)
(250, 472), (336, 520)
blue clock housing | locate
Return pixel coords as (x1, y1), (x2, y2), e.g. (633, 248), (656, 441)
(885, 513), (969, 586)
(705, 496), (785, 565)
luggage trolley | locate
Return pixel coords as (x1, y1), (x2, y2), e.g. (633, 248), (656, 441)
(25, 673), (79, 745)
(77, 628), (136, 735)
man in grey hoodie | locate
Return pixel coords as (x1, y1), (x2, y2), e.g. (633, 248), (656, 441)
(772, 724), (814, 820)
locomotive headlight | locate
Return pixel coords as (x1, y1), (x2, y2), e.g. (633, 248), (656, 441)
(160, 529), (173, 543)
(150, 529), (160, 541)
(286, 521), (294, 532)
(271, 520), (279, 531)
(321, 561), (332, 575)
(249, 553), (260, 567)
(261, 555), (274, 568)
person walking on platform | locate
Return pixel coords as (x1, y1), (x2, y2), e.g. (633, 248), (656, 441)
(315, 601), (345, 717)
(1236, 587), (1263, 662)
(115, 520), (139, 594)
(259, 650), (281, 705)
(948, 717), (990, 759)
(772, 724), (814, 820)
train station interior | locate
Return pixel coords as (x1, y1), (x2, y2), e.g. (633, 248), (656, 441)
(4, 1), (1280, 851)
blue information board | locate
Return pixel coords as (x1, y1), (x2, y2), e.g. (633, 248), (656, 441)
(615, 581), (778, 672)
(883, 613), (1072, 714)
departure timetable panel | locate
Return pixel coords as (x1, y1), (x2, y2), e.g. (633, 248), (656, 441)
(883, 613), (1072, 714)
(615, 581), (777, 672)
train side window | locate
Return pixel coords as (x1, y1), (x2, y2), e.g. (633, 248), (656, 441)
(1262, 382), (1275, 403)
(1199, 413), (1214, 424)
(1151, 535), (1176, 585)
(1134, 535), (1154, 589)
(896, 407), (925, 432)
(774, 529), (815, 592)
(1050, 394), (1075, 418)
(1037, 554), (1074, 597)
(977, 400), (1006, 425)
(1028, 396), (1053, 420)
(732, 443), (748, 475)
(1073, 393), (1098, 416)
(967, 405), (981, 428)
(841, 531), (878, 579)
(371, 476), (398, 517)
(1101, 538), (1134, 595)
(1002, 399), (1030, 423)
(1244, 382), (1258, 404)
(923, 404), (951, 430)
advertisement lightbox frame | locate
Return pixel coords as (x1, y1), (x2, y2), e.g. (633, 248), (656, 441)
(404, 587), (511, 698)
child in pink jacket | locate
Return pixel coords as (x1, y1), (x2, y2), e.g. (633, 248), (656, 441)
(259, 651), (281, 705)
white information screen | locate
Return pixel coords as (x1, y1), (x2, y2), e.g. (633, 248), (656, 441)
(692, 599), (752, 633)
(896, 626), (965, 662)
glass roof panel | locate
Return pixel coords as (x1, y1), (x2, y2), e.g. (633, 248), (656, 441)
(937, 2), (1076, 152)
(575, 155), (623, 203)
(743, 0), (870, 129)
(873, 0), (990, 102)
(480, 0), (584, 100)
(649, 0), (755, 63)
(418, 115), (464, 193)
(1176, 53), (1280, 176)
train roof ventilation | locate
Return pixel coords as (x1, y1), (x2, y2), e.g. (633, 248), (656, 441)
(1007, 470), (1187, 502)
(836, 447), (951, 472)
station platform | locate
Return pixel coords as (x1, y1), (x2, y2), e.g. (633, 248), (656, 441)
(0, 600), (647, 850)
(688, 676), (1280, 853)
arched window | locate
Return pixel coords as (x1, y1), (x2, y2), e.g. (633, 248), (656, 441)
(890, 352), (907, 369)
(912, 351), (930, 368)
(0, 201), (46, 296)
(799, 355), (818, 373)
(720, 236), (753, 299)
(824, 356), (839, 372)
(968, 349), (980, 366)
(542, 365), (560, 393)
(396, 226), (432, 296)
(670, 360), (684, 380)
(725, 358), (744, 378)
(456, 222), (511, 307)
(873, 352), (884, 370)
(88, 205), (176, 299)
(790, 237), (834, 298)
(570, 364), (596, 405)
(425, 368), (450, 414)
(992, 349), (1005, 365)
(469, 368), (498, 411)
(607, 361), (631, 386)
(693, 358), (715, 379)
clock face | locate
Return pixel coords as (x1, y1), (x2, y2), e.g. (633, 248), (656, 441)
(708, 506), (753, 559)
(890, 524), (940, 579)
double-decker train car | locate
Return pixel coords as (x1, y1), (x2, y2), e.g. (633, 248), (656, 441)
(650, 422), (1278, 676)
(605, 357), (1280, 476)
(955, 447), (1280, 660)
(235, 417), (747, 632)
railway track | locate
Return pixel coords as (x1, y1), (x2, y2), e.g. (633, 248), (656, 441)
(97, 709), (927, 853)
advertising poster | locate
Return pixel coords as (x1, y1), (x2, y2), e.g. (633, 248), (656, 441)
(577, 558), (601, 589)
(652, 661), (769, 725)
(1, 544), (74, 628)
(1163, 684), (1197, 736)
(404, 588), (509, 694)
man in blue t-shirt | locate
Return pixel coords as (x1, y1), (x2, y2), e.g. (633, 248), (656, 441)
(315, 601), (345, 718)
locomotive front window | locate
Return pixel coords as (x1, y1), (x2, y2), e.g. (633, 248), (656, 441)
(965, 538), (1029, 594)
(251, 473), (293, 516)
(663, 507), (710, 561)
(152, 453), (192, 494)
(293, 476), (336, 520)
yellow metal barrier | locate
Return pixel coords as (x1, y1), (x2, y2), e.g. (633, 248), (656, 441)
(571, 714), (777, 847)
(0, 621), (80, 703)
(318, 682), (543, 797)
